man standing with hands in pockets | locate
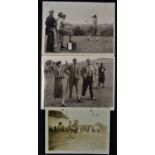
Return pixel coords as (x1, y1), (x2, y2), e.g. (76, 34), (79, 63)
(81, 59), (96, 100)
(64, 58), (83, 103)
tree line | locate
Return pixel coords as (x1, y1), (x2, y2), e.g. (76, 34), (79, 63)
(72, 24), (113, 36)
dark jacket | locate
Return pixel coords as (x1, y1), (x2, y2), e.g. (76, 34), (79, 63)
(45, 15), (56, 35)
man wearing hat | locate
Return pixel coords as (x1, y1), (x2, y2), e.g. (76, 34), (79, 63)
(56, 12), (63, 30)
(45, 9), (57, 52)
(57, 13), (73, 50)
(57, 12), (63, 23)
(56, 12), (65, 49)
(81, 59), (96, 100)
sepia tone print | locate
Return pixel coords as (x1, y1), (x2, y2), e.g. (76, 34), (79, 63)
(42, 2), (115, 53)
(42, 55), (115, 109)
(46, 108), (110, 154)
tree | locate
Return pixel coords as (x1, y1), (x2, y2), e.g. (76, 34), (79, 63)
(100, 25), (113, 36)
(73, 26), (85, 36)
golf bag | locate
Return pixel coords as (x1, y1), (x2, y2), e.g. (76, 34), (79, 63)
(67, 41), (77, 51)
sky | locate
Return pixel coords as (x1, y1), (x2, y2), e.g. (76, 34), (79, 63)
(49, 108), (110, 126)
(43, 2), (115, 25)
(42, 2), (115, 52)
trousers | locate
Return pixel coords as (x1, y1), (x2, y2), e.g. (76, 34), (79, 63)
(82, 76), (94, 98)
(69, 79), (79, 99)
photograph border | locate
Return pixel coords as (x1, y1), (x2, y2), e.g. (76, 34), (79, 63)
(38, 0), (117, 155)
(45, 108), (111, 154)
(41, 54), (115, 110)
(41, 1), (116, 55)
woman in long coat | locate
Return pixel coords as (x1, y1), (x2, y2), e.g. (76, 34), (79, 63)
(98, 63), (106, 88)
(53, 61), (66, 107)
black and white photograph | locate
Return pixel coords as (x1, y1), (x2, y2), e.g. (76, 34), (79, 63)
(42, 55), (115, 108)
(42, 2), (115, 53)
(45, 108), (110, 154)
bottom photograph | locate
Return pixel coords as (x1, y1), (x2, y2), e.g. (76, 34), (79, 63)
(45, 108), (110, 154)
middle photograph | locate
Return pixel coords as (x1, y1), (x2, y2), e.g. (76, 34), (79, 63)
(42, 55), (115, 109)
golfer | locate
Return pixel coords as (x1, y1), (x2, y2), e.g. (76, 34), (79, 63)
(87, 14), (98, 41)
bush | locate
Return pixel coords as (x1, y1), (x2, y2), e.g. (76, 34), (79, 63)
(100, 30), (113, 36)
(73, 26), (85, 36)
(100, 25), (113, 36)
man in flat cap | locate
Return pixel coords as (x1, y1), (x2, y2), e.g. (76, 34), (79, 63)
(45, 9), (57, 52)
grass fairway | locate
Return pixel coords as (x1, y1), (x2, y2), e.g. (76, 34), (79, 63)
(44, 58), (114, 108)
(49, 132), (108, 153)
(53, 36), (113, 53)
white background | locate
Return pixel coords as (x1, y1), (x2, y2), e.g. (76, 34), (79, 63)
(0, 0), (155, 155)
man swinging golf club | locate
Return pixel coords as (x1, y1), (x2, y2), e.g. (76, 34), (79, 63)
(87, 14), (98, 41)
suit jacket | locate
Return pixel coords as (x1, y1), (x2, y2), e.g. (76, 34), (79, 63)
(64, 65), (80, 81)
(45, 15), (57, 35)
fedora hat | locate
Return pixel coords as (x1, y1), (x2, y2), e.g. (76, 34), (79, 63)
(58, 12), (63, 17)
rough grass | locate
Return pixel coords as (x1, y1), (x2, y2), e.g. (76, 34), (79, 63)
(53, 36), (113, 53)
(44, 58), (114, 108)
(49, 131), (108, 153)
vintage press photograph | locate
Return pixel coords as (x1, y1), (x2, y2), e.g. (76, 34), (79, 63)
(42, 55), (115, 109)
(42, 2), (115, 53)
(45, 108), (110, 154)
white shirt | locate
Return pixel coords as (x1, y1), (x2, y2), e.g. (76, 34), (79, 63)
(92, 18), (97, 27)
(86, 65), (94, 76)
(57, 18), (65, 30)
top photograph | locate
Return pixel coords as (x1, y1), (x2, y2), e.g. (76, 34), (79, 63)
(42, 2), (115, 54)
